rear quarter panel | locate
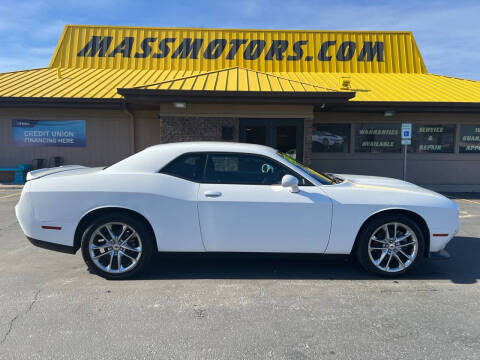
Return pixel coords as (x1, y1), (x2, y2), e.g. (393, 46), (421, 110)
(28, 171), (204, 251)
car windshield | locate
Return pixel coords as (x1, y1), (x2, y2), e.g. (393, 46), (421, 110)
(278, 152), (342, 185)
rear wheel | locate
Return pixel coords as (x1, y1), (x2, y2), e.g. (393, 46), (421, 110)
(356, 214), (426, 276)
(81, 213), (154, 279)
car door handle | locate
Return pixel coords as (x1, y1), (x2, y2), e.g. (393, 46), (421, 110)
(204, 191), (222, 198)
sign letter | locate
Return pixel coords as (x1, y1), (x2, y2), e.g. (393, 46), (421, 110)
(77, 36), (113, 57)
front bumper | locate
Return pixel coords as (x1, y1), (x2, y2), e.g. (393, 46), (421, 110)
(429, 249), (451, 260)
(429, 207), (460, 253)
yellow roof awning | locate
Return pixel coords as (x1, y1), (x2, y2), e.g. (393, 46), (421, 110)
(130, 67), (340, 93)
(1, 67), (480, 103)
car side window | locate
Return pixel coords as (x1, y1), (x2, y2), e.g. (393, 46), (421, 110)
(160, 153), (206, 182)
(204, 153), (307, 185)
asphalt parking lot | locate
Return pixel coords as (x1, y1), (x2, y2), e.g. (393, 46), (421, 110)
(0, 188), (479, 360)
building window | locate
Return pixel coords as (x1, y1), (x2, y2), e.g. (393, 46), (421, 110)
(355, 123), (401, 153)
(459, 125), (480, 153)
(410, 124), (455, 153)
(312, 124), (350, 153)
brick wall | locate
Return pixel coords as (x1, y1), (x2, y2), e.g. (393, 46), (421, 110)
(303, 117), (313, 165)
(159, 117), (239, 143)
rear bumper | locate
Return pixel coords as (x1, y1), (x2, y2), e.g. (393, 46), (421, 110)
(27, 237), (76, 254)
(15, 182), (77, 248)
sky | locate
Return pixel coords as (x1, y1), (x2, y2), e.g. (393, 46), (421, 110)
(1, 0), (480, 80)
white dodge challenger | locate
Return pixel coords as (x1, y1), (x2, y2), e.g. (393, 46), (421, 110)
(16, 142), (459, 279)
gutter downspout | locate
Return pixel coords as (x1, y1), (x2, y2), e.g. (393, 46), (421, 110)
(122, 100), (135, 154)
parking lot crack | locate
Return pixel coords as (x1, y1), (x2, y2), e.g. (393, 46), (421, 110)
(0, 289), (41, 346)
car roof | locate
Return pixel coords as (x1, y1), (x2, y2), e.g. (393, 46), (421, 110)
(147, 141), (276, 154)
(105, 141), (278, 173)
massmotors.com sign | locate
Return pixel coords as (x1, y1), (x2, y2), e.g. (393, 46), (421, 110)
(77, 36), (384, 62)
(12, 119), (86, 147)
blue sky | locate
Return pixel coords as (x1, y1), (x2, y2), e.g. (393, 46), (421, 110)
(1, 0), (480, 80)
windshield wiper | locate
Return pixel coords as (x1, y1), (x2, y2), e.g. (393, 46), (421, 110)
(325, 173), (344, 184)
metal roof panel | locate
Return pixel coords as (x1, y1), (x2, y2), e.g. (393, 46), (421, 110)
(1, 67), (480, 103)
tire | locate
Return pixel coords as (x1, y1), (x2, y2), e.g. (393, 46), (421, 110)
(81, 213), (154, 280)
(355, 214), (426, 277)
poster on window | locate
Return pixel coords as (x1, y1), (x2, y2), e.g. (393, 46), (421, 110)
(459, 125), (480, 153)
(312, 124), (350, 153)
(355, 124), (401, 153)
(12, 119), (86, 147)
(411, 125), (454, 153)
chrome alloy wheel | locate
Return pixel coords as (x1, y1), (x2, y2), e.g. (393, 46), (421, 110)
(88, 222), (143, 274)
(368, 222), (418, 273)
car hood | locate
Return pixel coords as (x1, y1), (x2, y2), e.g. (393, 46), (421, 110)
(336, 173), (440, 195)
(338, 174), (416, 187)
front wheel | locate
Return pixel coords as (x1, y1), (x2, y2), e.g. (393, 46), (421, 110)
(81, 213), (154, 279)
(356, 214), (426, 276)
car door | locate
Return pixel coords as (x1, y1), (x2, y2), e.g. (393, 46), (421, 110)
(197, 152), (332, 253)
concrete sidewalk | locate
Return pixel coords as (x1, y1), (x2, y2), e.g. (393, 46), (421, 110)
(0, 184), (23, 189)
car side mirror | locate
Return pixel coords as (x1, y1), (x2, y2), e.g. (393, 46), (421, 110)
(281, 175), (299, 193)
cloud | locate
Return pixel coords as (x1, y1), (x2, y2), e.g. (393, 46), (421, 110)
(26, 46), (57, 56)
(0, 1), (44, 31)
(31, 20), (66, 41)
(0, 57), (49, 73)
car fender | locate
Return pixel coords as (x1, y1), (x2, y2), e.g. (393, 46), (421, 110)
(325, 204), (431, 255)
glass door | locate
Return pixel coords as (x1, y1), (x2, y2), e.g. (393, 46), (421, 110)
(244, 125), (267, 145)
(239, 119), (304, 161)
(275, 125), (297, 158)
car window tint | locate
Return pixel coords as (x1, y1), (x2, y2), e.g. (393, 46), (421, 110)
(204, 153), (303, 185)
(161, 153), (205, 182)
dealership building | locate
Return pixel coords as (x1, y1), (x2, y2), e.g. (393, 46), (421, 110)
(1, 25), (480, 189)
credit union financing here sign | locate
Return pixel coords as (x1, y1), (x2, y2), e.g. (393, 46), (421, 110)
(12, 120), (86, 147)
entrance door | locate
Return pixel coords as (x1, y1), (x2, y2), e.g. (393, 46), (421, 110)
(239, 119), (304, 161)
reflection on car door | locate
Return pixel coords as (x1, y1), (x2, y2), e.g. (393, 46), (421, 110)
(197, 153), (332, 253)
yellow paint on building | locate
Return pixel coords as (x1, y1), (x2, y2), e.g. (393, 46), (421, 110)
(49, 25), (426, 74)
(0, 25), (479, 103)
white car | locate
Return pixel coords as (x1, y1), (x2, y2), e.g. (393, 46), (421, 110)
(16, 142), (459, 279)
(312, 131), (344, 146)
